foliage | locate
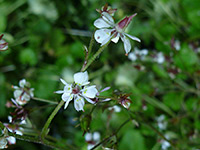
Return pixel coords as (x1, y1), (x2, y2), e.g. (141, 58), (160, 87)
(0, 0), (200, 149)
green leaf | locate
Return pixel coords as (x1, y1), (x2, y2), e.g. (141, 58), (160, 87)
(144, 96), (175, 117)
(174, 44), (198, 72)
(163, 92), (184, 111)
(119, 129), (146, 150)
(19, 48), (38, 66)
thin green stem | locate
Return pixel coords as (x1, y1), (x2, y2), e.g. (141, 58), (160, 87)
(82, 42), (110, 72)
(81, 31), (95, 71)
(32, 97), (58, 105)
(8, 132), (74, 150)
(41, 100), (65, 140)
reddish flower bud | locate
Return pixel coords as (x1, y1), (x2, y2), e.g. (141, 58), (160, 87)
(117, 13), (137, 30)
(0, 34), (8, 51)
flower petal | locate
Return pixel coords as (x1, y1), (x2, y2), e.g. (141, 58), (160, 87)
(111, 33), (120, 43)
(6, 136), (16, 145)
(94, 18), (112, 28)
(60, 78), (68, 85)
(94, 29), (112, 44)
(121, 35), (131, 54)
(64, 98), (73, 109)
(19, 79), (26, 88)
(74, 96), (85, 111)
(81, 85), (98, 99)
(64, 84), (72, 93)
(84, 96), (95, 104)
(54, 90), (64, 94)
(124, 33), (141, 42)
(14, 90), (22, 99)
(61, 92), (73, 102)
(85, 133), (92, 141)
(74, 71), (90, 86)
(101, 12), (115, 25)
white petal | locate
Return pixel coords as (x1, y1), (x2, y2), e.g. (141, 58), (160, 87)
(84, 96), (95, 104)
(128, 52), (137, 61)
(23, 93), (31, 101)
(64, 98), (73, 109)
(141, 49), (148, 55)
(8, 116), (12, 123)
(121, 35), (131, 54)
(85, 133), (92, 141)
(74, 96), (85, 111)
(94, 29), (112, 44)
(102, 12), (115, 25)
(19, 79), (26, 88)
(93, 132), (100, 141)
(124, 33), (141, 42)
(81, 86), (98, 99)
(60, 78), (68, 85)
(111, 33), (120, 43)
(64, 84), (72, 93)
(12, 86), (19, 89)
(74, 71), (89, 86)
(29, 88), (34, 97)
(94, 18), (112, 28)
(55, 90), (64, 94)
(6, 136), (16, 145)
(100, 35), (112, 46)
(61, 92), (73, 102)
(14, 90), (22, 99)
(15, 130), (23, 135)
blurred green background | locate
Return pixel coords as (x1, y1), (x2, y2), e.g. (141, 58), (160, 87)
(0, 0), (200, 149)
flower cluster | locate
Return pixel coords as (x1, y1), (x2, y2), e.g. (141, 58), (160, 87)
(94, 6), (140, 55)
(0, 125), (22, 150)
(0, 34), (8, 51)
(56, 71), (98, 111)
(12, 79), (34, 105)
(128, 48), (148, 61)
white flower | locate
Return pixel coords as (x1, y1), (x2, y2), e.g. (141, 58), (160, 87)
(108, 105), (121, 112)
(55, 71), (98, 111)
(156, 115), (167, 130)
(128, 48), (148, 61)
(0, 128), (17, 149)
(94, 12), (140, 54)
(85, 132), (101, 150)
(12, 79), (34, 105)
(154, 52), (165, 64)
(174, 40), (180, 51)
(161, 140), (170, 150)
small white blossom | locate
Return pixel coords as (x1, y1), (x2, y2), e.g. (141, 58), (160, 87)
(12, 79), (34, 105)
(85, 132), (101, 150)
(55, 71), (98, 111)
(128, 48), (148, 61)
(94, 12), (140, 55)
(108, 105), (121, 112)
(156, 115), (167, 130)
(160, 134), (171, 150)
(174, 40), (180, 51)
(154, 52), (165, 64)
